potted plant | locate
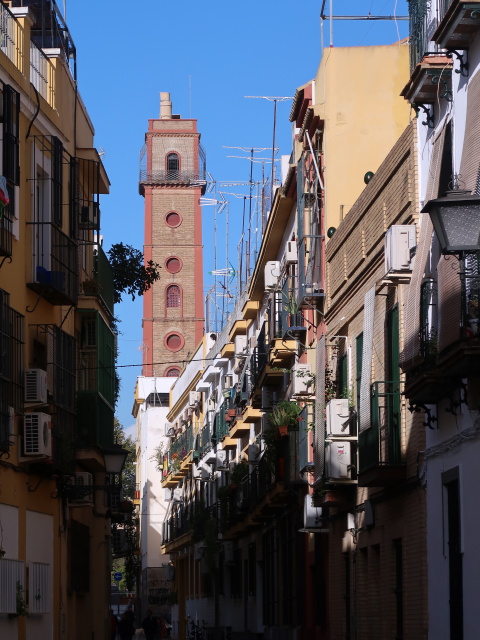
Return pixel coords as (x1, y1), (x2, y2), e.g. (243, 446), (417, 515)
(268, 399), (302, 436)
(283, 294), (303, 328)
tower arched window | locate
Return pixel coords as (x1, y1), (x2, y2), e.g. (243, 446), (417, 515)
(166, 284), (181, 308)
(166, 153), (179, 178)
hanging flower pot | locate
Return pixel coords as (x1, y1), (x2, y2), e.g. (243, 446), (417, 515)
(277, 425), (289, 437)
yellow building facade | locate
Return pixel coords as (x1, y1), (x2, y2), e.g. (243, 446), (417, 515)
(0, 3), (117, 640)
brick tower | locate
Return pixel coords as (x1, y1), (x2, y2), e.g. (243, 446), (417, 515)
(140, 92), (206, 377)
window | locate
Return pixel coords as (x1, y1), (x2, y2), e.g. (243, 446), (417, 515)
(356, 333), (363, 413)
(2, 83), (20, 186)
(69, 520), (90, 593)
(442, 468), (463, 639)
(166, 284), (181, 308)
(165, 367), (180, 377)
(51, 136), (63, 227)
(0, 558), (24, 613)
(165, 211), (181, 228)
(165, 257), (182, 274)
(393, 540), (404, 640)
(164, 333), (183, 352)
(29, 562), (51, 614)
(166, 153), (179, 176)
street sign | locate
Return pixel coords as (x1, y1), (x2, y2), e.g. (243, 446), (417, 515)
(114, 572), (123, 582)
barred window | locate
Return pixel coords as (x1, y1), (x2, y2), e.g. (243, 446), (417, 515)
(166, 285), (181, 308)
(166, 153), (179, 172)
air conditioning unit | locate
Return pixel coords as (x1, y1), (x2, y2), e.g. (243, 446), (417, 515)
(326, 399), (351, 437)
(264, 260), (281, 289)
(216, 450), (228, 470)
(303, 494), (326, 531)
(189, 391), (201, 408)
(164, 488), (173, 501)
(326, 441), (352, 479)
(69, 472), (93, 504)
(194, 466), (211, 481)
(224, 374), (233, 389)
(285, 241), (298, 265)
(24, 412), (52, 456)
(25, 369), (48, 404)
(292, 364), (312, 395)
(173, 488), (183, 502)
(249, 335), (257, 349)
(385, 225), (416, 274)
(234, 334), (247, 356)
(207, 398), (216, 411)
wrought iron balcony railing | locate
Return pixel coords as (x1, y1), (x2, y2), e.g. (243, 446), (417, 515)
(0, 288), (23, 453)
(139, 169), (207, 185)
(28, 222), (78, 305)
(0, 210), (13, 258)
(198, 421), (213, 458)
(359, 381), (402, 474)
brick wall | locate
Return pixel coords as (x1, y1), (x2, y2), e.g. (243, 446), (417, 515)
(323, 123), (427, 639)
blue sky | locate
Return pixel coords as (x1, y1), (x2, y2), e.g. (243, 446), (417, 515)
(65, 0), (409, 433)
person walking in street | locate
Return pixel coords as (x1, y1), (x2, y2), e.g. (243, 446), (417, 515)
(142, 608), (158, 640)
(118, 611), (135, 640)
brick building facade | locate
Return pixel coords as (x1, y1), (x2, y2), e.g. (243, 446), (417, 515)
(140, 93), (206, 376)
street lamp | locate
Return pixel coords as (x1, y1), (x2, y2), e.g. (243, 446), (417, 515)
(58, 445), (130, 501)
(103, 445), (130, 475)
(421, 189), (480, 255)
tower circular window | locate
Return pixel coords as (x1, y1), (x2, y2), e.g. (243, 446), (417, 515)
(165, 211), (181, 228)
(165, 333), (184, 352)
(165, 257), (182, 274)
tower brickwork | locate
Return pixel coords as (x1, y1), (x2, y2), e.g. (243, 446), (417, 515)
(140, 93), (206, 377)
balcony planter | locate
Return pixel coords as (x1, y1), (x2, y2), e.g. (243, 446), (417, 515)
(268, 399), (302, 434)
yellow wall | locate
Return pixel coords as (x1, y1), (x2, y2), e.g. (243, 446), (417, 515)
(313, 43), (411, 231)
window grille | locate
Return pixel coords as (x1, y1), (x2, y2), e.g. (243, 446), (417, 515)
(29, 562), (50, 614)
(0, 558), (24, 613)
(166, 284), (181, 308)
(166, 153), (179, 173)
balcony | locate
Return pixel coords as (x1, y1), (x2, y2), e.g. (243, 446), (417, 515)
(432, 0), (480, 49)
(81, 246), (115, 316)
(0, 210), (13, 259)
(358, 381), (406, 487)
(220, 436), (300, 535)
(28, 223), (78, 305)
(250, 345), (268, 387)
(401, 55), (453, 106)
(76, 311), (115, 454)
(139, 142), (207, 195)
(0, 289), (23, 454)
(197, 422), (213, 459)
(76, 392), (114, 452)
(434, 267), (480, 379)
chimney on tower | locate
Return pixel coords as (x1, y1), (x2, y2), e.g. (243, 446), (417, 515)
(159, 92), (172, 119)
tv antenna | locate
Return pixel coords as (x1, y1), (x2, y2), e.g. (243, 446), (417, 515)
(244, 97), (293, 204)
(320, 0), (408, 49)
